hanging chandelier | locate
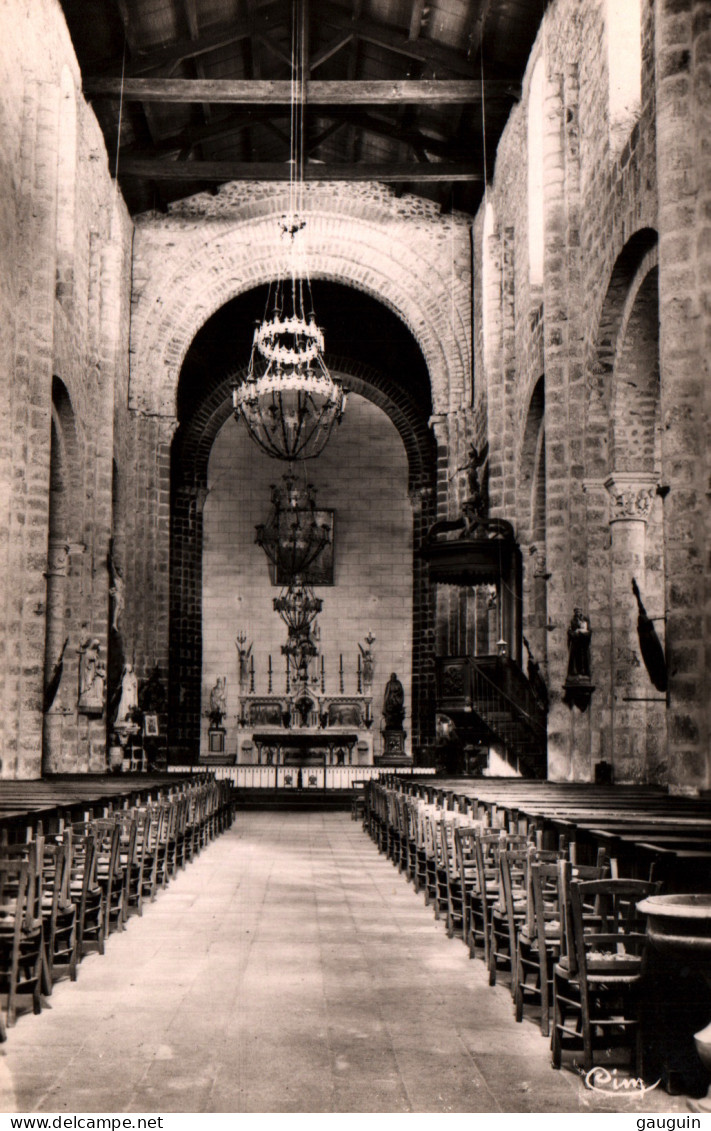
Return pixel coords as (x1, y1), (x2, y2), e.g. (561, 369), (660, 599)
(232, 0), (346, 461)
(274, 578), (322, 659)
(255, 474), (330, 582)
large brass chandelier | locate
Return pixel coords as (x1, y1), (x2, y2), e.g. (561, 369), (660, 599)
(232, 0), (346, 461)
(255, 474), (330, 582)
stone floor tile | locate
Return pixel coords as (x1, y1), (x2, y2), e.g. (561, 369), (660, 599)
(0, 811), (692, 1115)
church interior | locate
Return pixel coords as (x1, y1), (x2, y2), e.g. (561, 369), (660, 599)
(0, 0), (710, 1115)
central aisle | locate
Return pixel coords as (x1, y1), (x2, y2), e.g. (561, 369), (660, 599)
(0, 812), (685, 1114)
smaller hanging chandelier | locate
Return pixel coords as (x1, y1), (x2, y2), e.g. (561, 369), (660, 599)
(255, 473), (330, 583)
(274, 577), (323, 685)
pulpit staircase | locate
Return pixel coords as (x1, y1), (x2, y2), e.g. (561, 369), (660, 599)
(436, 655), (547, 776)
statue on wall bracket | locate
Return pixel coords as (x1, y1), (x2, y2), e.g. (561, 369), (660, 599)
(562, 607), (595, 711)
(77, 638), (106, 716)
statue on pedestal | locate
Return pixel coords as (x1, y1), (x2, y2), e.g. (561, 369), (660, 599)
(382, 672), (405, 729)
(78, 638), (106, 715)
(208, 676), (227, 729)
(115, 662), (139, 726)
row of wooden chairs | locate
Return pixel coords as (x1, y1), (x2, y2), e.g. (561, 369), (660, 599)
(0, 776), (234, 1040)
(365, 780), (660, 1078)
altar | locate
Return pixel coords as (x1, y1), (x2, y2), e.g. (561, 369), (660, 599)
(250, 730), (361, 766)
(235, 689), (374, 765)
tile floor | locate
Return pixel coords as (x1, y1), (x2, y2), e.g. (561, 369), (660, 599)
(0, 811), (689, 1114)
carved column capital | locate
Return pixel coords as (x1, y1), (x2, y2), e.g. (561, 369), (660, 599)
(428, 413), (449, 445)
(46, 540), (71, 577)
(604, 473), (658, 524)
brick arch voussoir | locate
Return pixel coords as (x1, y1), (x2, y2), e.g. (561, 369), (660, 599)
(174, 357), (435, 496)
(133, 219), (468, 421)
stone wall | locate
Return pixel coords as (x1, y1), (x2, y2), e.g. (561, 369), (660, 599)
(470, 0), (710, 790)
(0, 0), (132, 777)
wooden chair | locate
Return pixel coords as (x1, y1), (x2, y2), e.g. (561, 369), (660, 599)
(0, 859), (43, 1032)
(469, 831), (504, 964)
(551, 873), (661, 1074)
(487, 844), (530, 988)
(454, 827), (480, 950)
(423, 808), (441, 913)
(92, 819), (125, 936)
(413, 803), (437, 901)
(514, 854), (610, 1035)
(440, 815), (475, 939)
(68, 827), (105, 958)
(115, 814), (143, 920)
(41, 835), (77, 985)
(350, 781), (367, 824)
(137, 806), (161, 904)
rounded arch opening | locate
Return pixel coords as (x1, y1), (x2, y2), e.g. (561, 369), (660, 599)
(518, 377), (547, 669)
(168, 284), (437, 760)
(43, 378), (80, 771)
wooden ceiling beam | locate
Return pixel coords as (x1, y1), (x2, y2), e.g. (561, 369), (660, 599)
(310, 33), (354, 72)
(108, 0), (287, 78)
(113, 157), (482, 182)
(409, 0), (426, 41)
(117, 107), (464, 162)
(319, 3), (478, 78)
(255, 33), (293, 69)
(86, 77), (517, 104)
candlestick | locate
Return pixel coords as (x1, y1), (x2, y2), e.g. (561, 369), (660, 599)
(357, 652), (362, 694)
(268, 654), (273, 693)
(320, 655), (325, 694)
(339, 653), (344, 694)
(249, 654), (255, 693)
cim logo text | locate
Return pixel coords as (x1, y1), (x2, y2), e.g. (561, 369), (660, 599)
(584, 1066), (661, 1098)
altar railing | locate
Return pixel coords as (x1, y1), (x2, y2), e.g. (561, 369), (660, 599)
(168, 765), (435, 789)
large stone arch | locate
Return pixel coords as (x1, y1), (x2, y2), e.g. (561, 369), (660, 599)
(585, 228), (659, 479)
(169, 356), (437, 760)
(585, 229), (665, 783)
(130, 184), (472, 419)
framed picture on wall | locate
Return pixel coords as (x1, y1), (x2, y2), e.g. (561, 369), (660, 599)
(274, 509), (335, 586)
(144, 714), (159, 737)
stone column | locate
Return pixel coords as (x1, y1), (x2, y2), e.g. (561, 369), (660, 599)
(605, 473), (659, 782)
(41, 540), (70, 772)
(655, 0), (710, 790)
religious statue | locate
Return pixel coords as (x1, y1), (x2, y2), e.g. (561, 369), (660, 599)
(358, 631), (376, 688)
(464, 442), (489, 519)
(566, 608), (592, 682)
(115, 662), (139, 725)
(235, 632), (253, 692)
(208, 676), (227, 729)
(78, 638), (106, 715)
(108, 543), (125, 634)
(382, 672), (405, 729)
